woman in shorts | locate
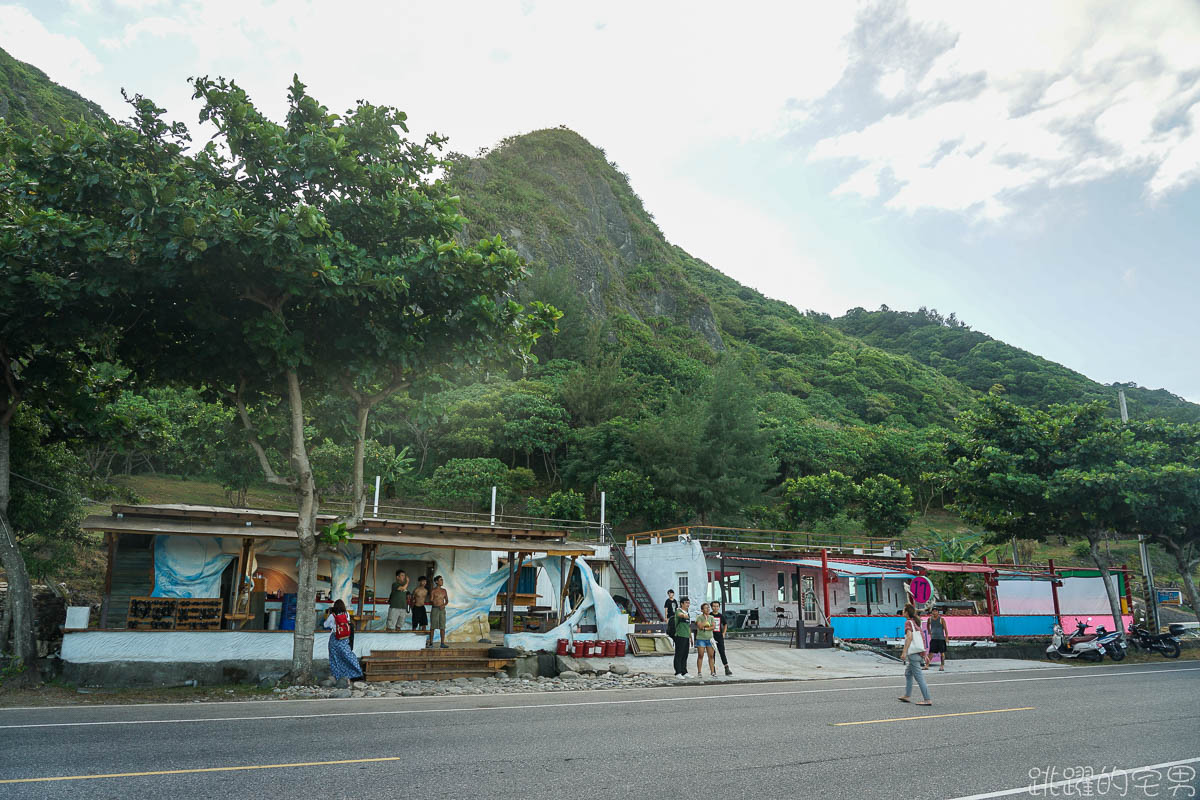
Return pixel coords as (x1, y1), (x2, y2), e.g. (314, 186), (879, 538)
(695, 602), (717, 677)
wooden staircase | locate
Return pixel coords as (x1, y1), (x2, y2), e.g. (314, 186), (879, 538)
(361, 646), (515, 682)
(611, 544), (663, 622)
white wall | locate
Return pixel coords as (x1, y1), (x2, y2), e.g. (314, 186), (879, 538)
(625, 539), (708, 618)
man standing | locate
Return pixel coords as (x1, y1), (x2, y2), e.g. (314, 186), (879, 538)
(710, 600), (733, 676)
(428, 575), (449, 649)
(672, 597), (692, 679)
(663, 589), (678, 632)
(386, 569), (409, 631)
(412, 575), (430, 631)
(925, 608), (948, 671)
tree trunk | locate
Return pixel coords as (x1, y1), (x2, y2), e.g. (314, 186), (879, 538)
(0, 418), (37, 671)
(285, 371), (319, 684)
(1162, 537), (1200, 626)
(1089, 534), (1127, 641)
(350, 401), (370, 522)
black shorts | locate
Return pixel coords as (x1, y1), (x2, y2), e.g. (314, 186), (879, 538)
(929, 638), (947, 654)
(412, 606), (429, 627)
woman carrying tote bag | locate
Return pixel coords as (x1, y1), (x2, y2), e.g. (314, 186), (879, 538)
(898, 603), (932, 706)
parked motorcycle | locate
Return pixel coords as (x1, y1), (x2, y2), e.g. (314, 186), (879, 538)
(1095, 625), (1125, 661)
(1046, 619), (1106, 662)
(1127, 621), (1182, 658)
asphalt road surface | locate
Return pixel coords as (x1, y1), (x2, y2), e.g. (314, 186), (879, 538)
(1, 662), (1197, 799)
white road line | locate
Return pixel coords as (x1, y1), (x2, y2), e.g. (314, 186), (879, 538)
(947, 756), (1200, 800)
(1, 665), (1195, 730)
(0, 660), (1191, 713)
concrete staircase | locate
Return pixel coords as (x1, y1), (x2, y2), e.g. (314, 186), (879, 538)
(361, 646), (515, 682)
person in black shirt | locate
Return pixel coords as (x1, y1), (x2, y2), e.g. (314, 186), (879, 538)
(663, 589), (678, 632)
(710, 600), (732, 676)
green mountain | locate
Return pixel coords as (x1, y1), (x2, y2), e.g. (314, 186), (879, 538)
(832, 307), (1199, 422)
(0, 47), (107, 134)
(450, 128), (975, 429)
(449, 128), (1199, 426)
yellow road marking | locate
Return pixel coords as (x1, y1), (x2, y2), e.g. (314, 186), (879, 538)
(834, 706), (1036, 726)
(0, 756), (406, 785)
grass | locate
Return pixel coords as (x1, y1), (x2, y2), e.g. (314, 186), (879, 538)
(0, 680), (276, 707)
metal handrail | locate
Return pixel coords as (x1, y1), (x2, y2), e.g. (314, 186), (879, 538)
(319, 499), (606, 535)
(624, 525), (900, 552)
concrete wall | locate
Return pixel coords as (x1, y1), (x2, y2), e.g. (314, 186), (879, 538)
(624, 538), (708, 615)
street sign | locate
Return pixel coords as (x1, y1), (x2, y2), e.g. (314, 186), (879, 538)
(910, 576), (933, 605)
(1157, 589), (1183, 606)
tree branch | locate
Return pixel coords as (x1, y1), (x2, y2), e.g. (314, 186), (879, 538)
(229, 379), (295, 488)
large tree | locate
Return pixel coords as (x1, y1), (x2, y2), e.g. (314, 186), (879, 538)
(134, 76), (556, 681)
(945, 397), (1133, 635)
(0, 102), (190, 673)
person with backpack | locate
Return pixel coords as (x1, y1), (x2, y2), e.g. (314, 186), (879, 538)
(897, 603), (932, 706)
(672, 597), (692, 679)
(323, 599), (363, 685)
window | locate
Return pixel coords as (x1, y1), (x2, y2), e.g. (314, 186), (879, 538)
(676, 572), (689, 600)
(707, 571), (742, 604)
(802, 576), (817, 622)
(778, 572), (786, 602)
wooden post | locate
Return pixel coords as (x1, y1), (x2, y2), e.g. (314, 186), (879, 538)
(100, 532), (117, 629)
(558, 555), (565, 625)
(356, 543), (371, 618)
(558, 557), (577, 621)
(794, 564), (802, 635)
(504, 551), (516, 635)
(720, 553), (727, 605)
(820, 548), (831, 622)
(1048, 558), (1062, 623)
(982, 556), (996, 616)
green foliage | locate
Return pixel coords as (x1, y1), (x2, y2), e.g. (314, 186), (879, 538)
(597, 469), (655, 526)
(0, 46), (107, 136)
(428, 458), (510, 510)
(783, 471), (856, 528)
(526, 489), (586, 521)
(7, 407), (88, 580)
(318, 521), (353, 547)
(310, 439), (413, 496)
(835, 307), (1200, 422)
(853, 474), (915, 538)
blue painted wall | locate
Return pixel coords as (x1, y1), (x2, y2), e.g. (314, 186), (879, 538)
(993, 615), (1057, 637)
(831, 615), (907, 639)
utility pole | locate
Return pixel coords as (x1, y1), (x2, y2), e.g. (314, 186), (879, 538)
(1121, 389), (1160, 632)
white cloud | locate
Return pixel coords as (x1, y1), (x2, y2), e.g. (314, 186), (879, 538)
(0, 4), (101, 84)
(809, 1), (1200, 218)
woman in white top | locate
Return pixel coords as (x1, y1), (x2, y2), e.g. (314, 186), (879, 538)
(897, 603), (932, 706)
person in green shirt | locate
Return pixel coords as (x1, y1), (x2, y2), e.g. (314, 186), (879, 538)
(695, 602), (716, 677)
(672, 597), (692, 678)
(386, 569), (409, 631)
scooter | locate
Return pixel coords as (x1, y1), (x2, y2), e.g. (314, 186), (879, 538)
(1095, 625), (1125, 661)
(1046, 619), (1106, 662)
(1127, 621), (1182, 658)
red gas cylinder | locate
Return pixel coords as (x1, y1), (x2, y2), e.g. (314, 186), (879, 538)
(556, 638), (568, 656)
(572, 640), (586, 658)
(615, 639), (627, 657)
(583, 640), (596, 658)
(604, 640), (617, 658)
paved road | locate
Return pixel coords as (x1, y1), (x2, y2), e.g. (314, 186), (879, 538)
(1, 662), (1197, 799)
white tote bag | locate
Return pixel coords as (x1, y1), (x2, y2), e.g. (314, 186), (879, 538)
(906, 620), (926, 655)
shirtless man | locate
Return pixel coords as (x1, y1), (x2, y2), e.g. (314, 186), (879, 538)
(428, 575), (449, 649)
(411, 575), (430, 631)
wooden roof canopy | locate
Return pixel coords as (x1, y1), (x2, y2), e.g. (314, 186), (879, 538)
(81, 504), (596, 557)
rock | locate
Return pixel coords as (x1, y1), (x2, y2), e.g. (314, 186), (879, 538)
(320, 678), (336, 688)
(332, 689), (352, 698)
(258, 677), (278, 689)
(402, 690), (422, 697)
(367, 691), (382, 698)
(518, 672), (535, 681)
(558, 670), (581, 680)
(495, 671), (507, 679)
(335, 677), (351, 689)
(609, 663), (630, 675)
(352, 681), (368, 690)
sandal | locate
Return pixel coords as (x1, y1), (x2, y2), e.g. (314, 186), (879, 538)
(897, 696), (911, 703)
(915, 701), (933, 706)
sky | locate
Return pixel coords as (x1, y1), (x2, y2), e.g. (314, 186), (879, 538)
(4, 0), (1199, 401)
